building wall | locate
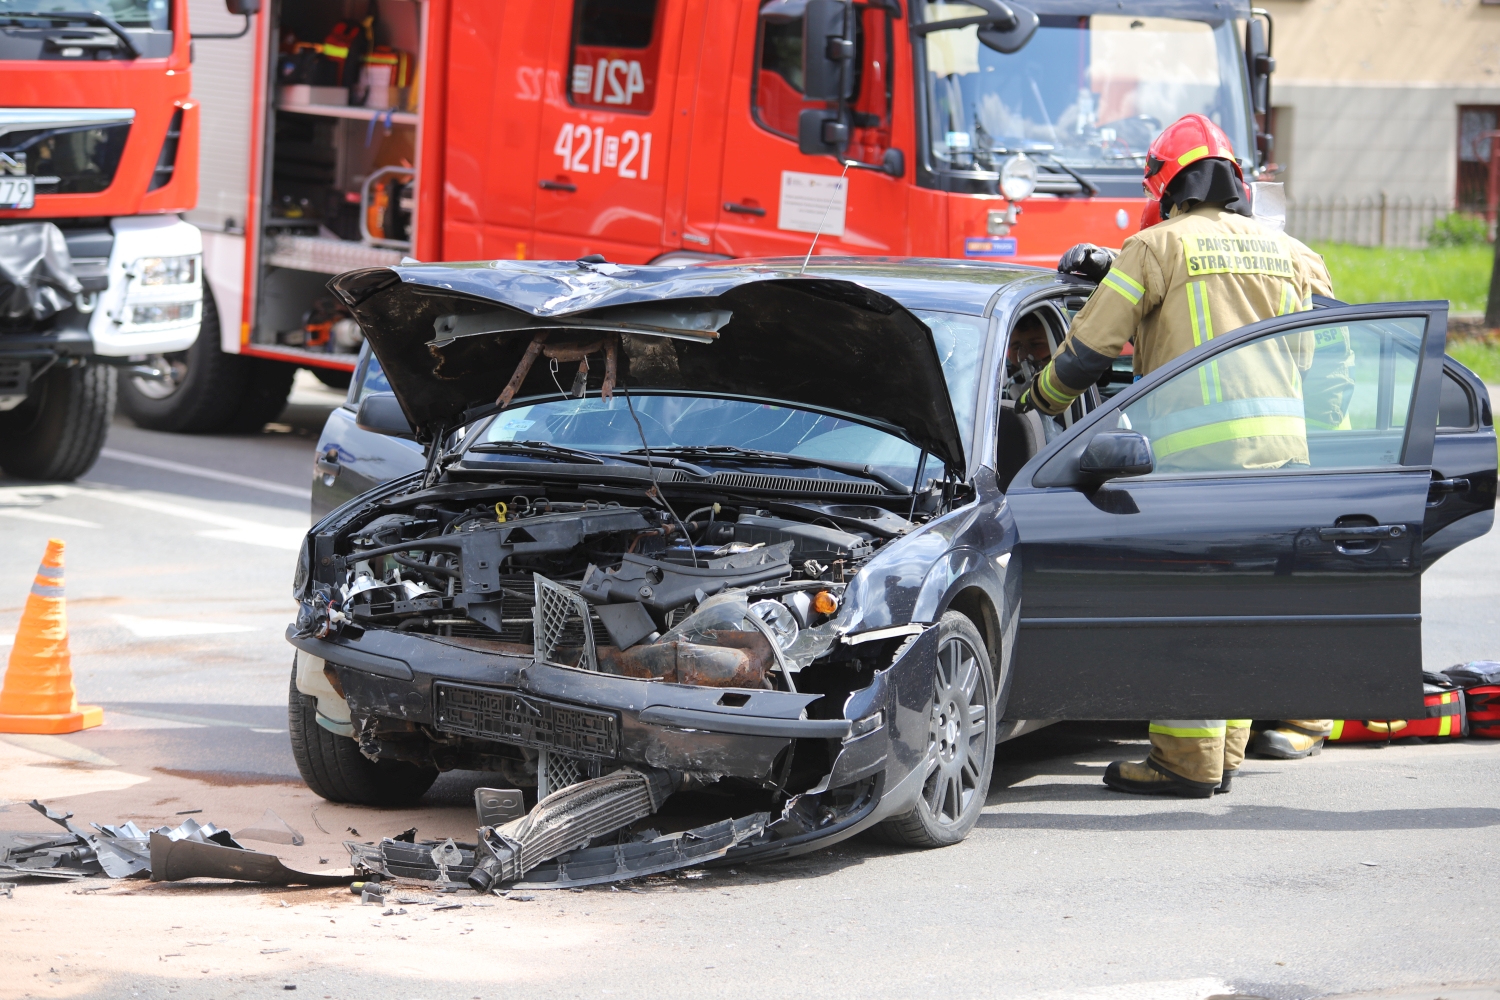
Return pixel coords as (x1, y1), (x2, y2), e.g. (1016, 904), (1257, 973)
(1260, 0), (1500, 204)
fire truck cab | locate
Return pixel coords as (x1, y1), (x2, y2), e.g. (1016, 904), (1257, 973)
(151, 0), (1274, 436)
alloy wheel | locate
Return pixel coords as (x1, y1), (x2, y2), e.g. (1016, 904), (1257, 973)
(129, 352), (189, 400)
(919, 634), (988, 828)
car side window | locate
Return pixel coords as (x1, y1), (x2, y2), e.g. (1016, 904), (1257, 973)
(1438, 370), (1476, 430)
(568, 0), (663, 114)
(1119, 317), (1426, 475)
(351, 349), (392, 406)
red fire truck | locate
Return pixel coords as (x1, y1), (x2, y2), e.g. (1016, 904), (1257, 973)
(128, 0), (1274, 433)
(0, 0), (256, 477)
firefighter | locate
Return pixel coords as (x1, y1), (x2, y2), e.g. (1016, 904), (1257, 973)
(1016, 113), (1344, 797)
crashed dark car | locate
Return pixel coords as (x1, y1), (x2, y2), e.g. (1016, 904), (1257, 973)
(286, 256), (1496, 883)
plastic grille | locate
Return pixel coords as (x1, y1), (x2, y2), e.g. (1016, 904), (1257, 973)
(533, 573), (597, 670)
(706, 472), (884, 495)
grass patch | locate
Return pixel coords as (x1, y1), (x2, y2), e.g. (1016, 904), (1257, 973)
(1447, 339), (1500, 384)
(1311, 242), (1494, 313)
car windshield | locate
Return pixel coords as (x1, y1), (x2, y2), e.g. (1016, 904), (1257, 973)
(922, 7), (1251, 175)
(0, 0), (168, 29)
(470, 309), (986, 484)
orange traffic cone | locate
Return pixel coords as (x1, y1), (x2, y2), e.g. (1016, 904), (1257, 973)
(0, 539), (102, 734)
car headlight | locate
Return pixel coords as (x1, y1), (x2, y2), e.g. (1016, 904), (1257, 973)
(133, 255), (200, 286)
(1000, 153), (1037, 202)
(130, 301), (198, 325)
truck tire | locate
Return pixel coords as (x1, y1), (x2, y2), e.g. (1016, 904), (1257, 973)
(119, 289), (295, 433)
(869, 611), (996, 849)
(309, 366), (352, 391)
(287, 664), (438, 806)
(0, 360), (116, 482)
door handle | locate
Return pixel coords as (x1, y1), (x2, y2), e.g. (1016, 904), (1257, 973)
(540, 179), (577, 192)
(315, 447), (341, 480)
(1318, 525), (1405, 541)
(723, 202), (767, 216)
(1429, 478), (1471, 496)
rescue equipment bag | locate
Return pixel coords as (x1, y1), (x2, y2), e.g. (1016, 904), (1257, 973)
(1329, 672), (1467, 742)
(1441, 661), (1500, 739)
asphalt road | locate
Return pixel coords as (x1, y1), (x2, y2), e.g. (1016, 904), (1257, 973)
(0, 374), (1497, 1000)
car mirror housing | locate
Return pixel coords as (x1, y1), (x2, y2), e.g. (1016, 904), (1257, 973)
(1078, 430), (1153, 482)
(356, 392), (415, 438)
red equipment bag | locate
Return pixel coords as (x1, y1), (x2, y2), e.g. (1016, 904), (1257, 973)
(1330, 672), (1467, 742)
(1442, 661), (1500, 739)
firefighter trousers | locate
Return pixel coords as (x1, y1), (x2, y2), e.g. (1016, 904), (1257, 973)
(1147, 720), (1253, 790)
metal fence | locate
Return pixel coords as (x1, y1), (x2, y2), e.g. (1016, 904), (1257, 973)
(1285, 195), (1452, 248)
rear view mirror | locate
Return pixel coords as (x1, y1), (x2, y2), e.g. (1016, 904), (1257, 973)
(977, 4), (1039, 54)
(225, 0), (260, 13)
(1079, 431), (1154, 482)
(356, 392), (414, 438)
(801, 0), (856, 102)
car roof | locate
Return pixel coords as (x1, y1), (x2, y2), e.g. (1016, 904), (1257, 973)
(710, 256), (1052, 316)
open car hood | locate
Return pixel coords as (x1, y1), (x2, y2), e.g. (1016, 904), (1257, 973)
(329, 259), (967, 472)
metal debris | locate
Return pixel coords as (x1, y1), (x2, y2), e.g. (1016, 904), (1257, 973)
(0, 882), (14, 898)
(0, 800), (248, 881)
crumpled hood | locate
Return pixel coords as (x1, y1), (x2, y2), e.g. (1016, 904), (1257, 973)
(329, 259), (967, 472)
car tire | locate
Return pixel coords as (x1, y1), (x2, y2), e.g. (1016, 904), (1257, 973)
(0, 360), (115, 481)
(871, 611), (996, 848)
(287, 663), (438, 806)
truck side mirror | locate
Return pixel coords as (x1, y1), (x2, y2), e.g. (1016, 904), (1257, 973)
(356, 392), (415, 438)
(798, 108), (849, 157)
(1245, 14), (1274, 166)
(1078, 431), (1153, 482)
(225, 0), (261, 13)
(801, 0), (855, 102)
(977, 5), (1039, 54)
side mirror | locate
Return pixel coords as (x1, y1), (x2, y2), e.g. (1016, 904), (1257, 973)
(977, 5), (1039, 54)
(1079, 431), (1153, 482)
(225, 0), (261, 13)
(801, 0), (855, 102)
(356, 392), (414, 438)
(798, 107), (848, 156)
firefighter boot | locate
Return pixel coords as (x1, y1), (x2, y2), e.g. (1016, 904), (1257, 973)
(1103, 721), (1222, 798)
(1216, 720), (1252, 794)
(1251, 720), (1333, 760)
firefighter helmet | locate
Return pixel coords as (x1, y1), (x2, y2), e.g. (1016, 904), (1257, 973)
(1143, 113), (1242, 200)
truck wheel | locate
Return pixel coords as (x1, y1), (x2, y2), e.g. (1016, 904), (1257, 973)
(222, 357), (296, 433)
(309, 367), (352, 391)
(0, 360), (116, 482)
(287, 663), (438, 806)
(871, 611), (996, 849)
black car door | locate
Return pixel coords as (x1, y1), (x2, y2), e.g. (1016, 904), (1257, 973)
(310, 344), (426, 522)
(1003, 302), (1457, 720)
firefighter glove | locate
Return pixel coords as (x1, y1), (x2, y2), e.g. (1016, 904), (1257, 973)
(1057, 243), (1116, 283)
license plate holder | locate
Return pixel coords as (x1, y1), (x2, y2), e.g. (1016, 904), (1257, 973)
(0, 177), (36, 210)
(433, 682), (619, 759)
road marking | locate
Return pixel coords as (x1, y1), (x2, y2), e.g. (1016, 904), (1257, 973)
(111, 614), (257, 638)
(0, 508), (100, 528)
(99, 448), (314, 500)
(0, 734), (118, 767)
(0, 484), (306, 550)
(1029, 978), (1236, 1000)
(101, 707), (270, 729)
(100, 712), (205, 731)
(0, 633), (11, 647)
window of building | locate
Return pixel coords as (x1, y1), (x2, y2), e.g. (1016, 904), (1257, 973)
(1457, 105), (1500, 213)
(569, 0), (662, 114)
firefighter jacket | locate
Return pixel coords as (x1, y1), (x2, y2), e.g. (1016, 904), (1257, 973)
(1030, 204), (1348, 472)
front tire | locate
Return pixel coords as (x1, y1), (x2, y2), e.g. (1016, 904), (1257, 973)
(873, 612), (996, 848)
(0, 360), (115, 481)
(287, 663), (438, 806)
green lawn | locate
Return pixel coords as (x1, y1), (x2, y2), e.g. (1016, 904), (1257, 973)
(1447, 338), (1500, 384)
(1311, 242), (1493, 313)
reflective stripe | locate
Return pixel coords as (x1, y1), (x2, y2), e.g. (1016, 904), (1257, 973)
(1176, 144), (1209, 166)
(1143, 396), (1305, 442)
(1186, 281), (1217, 404)
(1153, 414), (1307, 460)
(1439, 715), (1452, 737)
(35, 563), (62, 581)
(1149, 720), (1226, 739)
(1226, 719), (1252, 729)
(1330, 719), (1345, 740)
(1101, 269), (1145, 305)
(1278, 283), (1297, 316)
(30, 583), (64, 598)
(1035, 363), (1082, 413)
(322, 43), (349, 58)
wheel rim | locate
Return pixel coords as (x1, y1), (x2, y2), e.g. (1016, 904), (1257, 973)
(919, 635), (989, 828)
(130, 352), (188, 400)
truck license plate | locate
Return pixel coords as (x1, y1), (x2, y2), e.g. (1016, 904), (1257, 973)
(0, 177), (36, 209)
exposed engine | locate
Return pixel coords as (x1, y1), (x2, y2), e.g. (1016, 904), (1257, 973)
(313, 489), (906, 693)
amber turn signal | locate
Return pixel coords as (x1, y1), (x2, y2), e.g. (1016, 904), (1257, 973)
(812, 590), (839, 615)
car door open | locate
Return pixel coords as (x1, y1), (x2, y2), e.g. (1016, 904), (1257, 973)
(1003, 302), (1459, 720)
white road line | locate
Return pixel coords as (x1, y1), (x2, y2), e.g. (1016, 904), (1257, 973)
(0, 507), (101, 528)
(98, 448), (313, 501)
(111, 614), (257, 638)
(79, 487), (306, 550)
(1029, 978), (1236, 1000)
(0, 734), (118, 767)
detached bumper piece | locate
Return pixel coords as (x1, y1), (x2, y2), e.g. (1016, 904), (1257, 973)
(148, 832), (354, 887)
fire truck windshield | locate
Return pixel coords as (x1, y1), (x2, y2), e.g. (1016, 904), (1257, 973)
(922, 9), (1252, 185)
(0, 0), (168, 30)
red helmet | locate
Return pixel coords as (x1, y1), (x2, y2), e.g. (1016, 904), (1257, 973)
(1143, 113), (1243, 201)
